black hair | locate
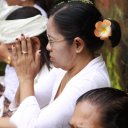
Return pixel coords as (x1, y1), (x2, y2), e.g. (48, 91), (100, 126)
(35, 0), (54, 13)
(109, 19), (121, 47)
(49, 1), (121, 52)
(6, 6), (50, 70)
(77, 87), (128, 128)
(6, 6), (42, 19)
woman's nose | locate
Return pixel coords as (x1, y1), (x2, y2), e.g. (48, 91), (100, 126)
(46, 42), (51, 51)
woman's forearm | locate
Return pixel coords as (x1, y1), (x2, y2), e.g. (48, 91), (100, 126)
(19, 79), (35, 103)
(0, 117), (16, 128)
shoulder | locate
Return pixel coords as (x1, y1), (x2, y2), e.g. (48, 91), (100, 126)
(63, 55), (110, 95)
(76, 55), (109, 82)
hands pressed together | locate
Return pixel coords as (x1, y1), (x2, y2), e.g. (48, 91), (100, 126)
(11, 34), (41, 82)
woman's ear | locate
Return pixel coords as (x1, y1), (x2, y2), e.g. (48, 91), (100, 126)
(73, 37), (85, 53)
(31, 37), (41, 51)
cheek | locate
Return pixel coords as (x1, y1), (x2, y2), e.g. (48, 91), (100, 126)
(57, 47), (74, 62)
(51, 48), (73, 69)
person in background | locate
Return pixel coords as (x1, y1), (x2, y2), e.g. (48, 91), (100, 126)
(0, 0), (121, 127)
(0, 7), (52, 117)
(4, 0), (54, 17)
(0, 0), (21, 20)
(70, 87), (128, 128)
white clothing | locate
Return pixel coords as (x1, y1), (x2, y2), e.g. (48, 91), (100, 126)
(0, 15), (48, 44)
(0, 0), (21, 20)
(0, 96), (4, 117)
(34, 65), (54, 108)
(4, 65), (19, 102)
(4, 64), (51, 107)
(0, 0), (8, 8)
(0, 76), (4, 85)
(10, 55), (111, 128)
(34, 4), (47, 17)
(0, 1), (47, 20)
(0, 0), (47, 19)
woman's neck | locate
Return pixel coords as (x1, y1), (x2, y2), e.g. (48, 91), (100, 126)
(55, 51), (95, 98)
(68, 51), (95, 77)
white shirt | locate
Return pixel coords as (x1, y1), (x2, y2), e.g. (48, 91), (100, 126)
(4, 65), (19, 102)
(4, 64), (51, 106)
(10, 55), (111, 128)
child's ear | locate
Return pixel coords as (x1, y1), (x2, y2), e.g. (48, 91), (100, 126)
(31, 37), (41, 51)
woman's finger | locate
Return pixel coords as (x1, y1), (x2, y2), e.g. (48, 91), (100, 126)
(16, 38), (22, 58)
(26, 37), (33, 56)
(21, 34), (28, 55)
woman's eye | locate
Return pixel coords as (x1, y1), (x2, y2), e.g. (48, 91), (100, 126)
(50, 40), (54, 43)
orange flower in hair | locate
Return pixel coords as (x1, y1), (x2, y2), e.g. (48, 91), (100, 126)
(94, 19), (112, 40)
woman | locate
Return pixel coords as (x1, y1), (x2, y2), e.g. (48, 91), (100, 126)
(0, 1), (121, 127)
(0, 7), (52, 117)
(70, 87), (128, 128)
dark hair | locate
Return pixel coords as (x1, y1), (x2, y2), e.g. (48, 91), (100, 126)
(77, 87), (128, 128)
(6, 6), (50, 70)
(35, 0), (54, 13)
(6, 6), (41, 19)
(49, 1), (121, 52)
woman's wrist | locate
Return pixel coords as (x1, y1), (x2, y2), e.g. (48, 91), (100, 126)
(19, 76), (34, 84)
(19, 79), (35, 102)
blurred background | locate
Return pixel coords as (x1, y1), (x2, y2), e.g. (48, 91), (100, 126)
(0, 0), (128, 91)
(95, 0), (128, 91)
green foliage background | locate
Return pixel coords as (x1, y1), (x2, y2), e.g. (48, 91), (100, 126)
(0, 62), (6, 76)
(95, 0), (128, 91)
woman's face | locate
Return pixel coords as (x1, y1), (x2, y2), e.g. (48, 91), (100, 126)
(46, 17), (76, 70)
(69, 101), (102, 128)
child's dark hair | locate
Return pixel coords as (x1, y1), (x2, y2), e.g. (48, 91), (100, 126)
(77, 87), (128, 128)
(6, 6), (50, 70)
(49, 1), (121, 52)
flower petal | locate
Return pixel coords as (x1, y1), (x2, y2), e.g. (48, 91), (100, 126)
(94, 29), (100, 37)
(94, 19), (112, 40)
(95, 21), (103, 29)
(103, 19), (111, 26)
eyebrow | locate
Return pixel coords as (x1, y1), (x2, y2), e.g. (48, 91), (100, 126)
(47, 34), (56, 40)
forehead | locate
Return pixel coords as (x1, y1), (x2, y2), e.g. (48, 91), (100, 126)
(47, 17), (63, 39)
(70, 101), (102, 128)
